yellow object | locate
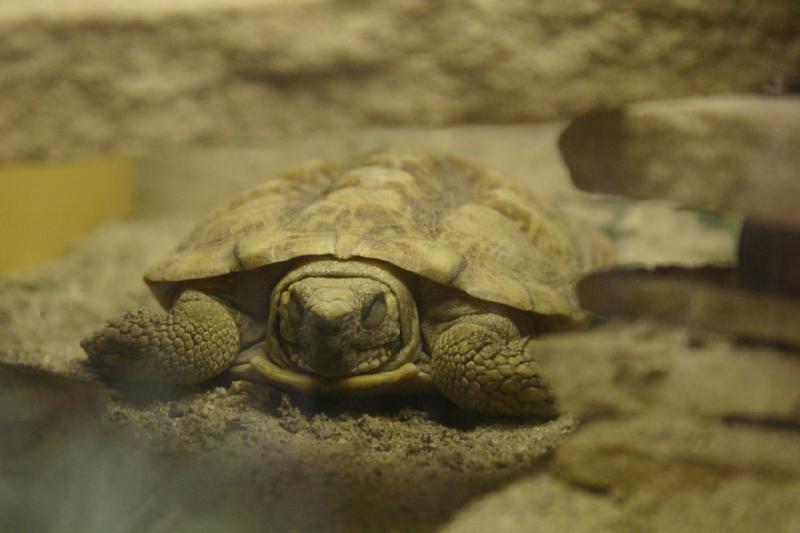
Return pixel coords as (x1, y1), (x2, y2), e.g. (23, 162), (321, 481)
(0, 156), (136, 274)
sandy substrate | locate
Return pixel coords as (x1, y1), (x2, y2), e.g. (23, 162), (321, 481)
(0, 125), (739, 531)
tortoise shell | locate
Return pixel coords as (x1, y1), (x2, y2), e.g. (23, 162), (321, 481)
(145, 153), (611, 319)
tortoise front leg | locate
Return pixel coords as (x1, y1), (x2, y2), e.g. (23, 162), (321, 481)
(430, 314), (556, 416)
(81, 290), (240, 384)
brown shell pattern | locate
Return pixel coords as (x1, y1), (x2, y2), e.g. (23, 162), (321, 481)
(145, 153), (611, 319)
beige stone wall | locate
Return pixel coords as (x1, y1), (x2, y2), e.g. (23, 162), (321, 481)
(559, 96), (800, 228)
(1, 0), (799, 163)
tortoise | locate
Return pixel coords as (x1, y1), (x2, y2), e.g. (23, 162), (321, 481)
(82, 152), (611, 416)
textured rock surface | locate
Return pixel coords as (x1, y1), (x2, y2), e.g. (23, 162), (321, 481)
(621, 479), (800, 533)
(532, 321), (800, 423)
(443, 473), (800, 533)
(560, 96), (800, 228)
(2, 1), (800, 163)
(554, 414), (800, 493)
(440, 475), (623, 533)
(578, 267), (800, 347)
(531, 319), (800, 532)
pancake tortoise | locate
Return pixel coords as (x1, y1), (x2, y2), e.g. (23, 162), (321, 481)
(82, 152), (611, 416)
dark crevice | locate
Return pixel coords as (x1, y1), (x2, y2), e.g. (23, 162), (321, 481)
(721, 415), (800, 433)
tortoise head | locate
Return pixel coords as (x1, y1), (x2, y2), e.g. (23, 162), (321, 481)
(270, 259), (419, 378)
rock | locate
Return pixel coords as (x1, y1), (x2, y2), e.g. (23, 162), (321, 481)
(577, 266), (800, 347)
(533, 323), (800, 528)
(529, 304), (800, 532)
(623, 478), (800, 533)
(441, 472), (800, 533)
(533, 321), (800, 424)
(553, 414), (800, 494)
(2, 2), (799, 163)
(559, 96), (800, 229)
(530, 324), (664, 419)
(440, 475), (623, 533)
(595, 200), (737, 267)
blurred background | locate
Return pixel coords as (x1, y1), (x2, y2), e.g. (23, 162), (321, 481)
(1, 0), (797, 271)
(1, 1), (799, 532)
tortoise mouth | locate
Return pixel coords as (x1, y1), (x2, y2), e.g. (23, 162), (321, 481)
(285, 343), (399, 378)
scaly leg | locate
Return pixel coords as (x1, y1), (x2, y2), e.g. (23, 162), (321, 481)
(81, 290), (240, 384)
(430, 313), (556, 416)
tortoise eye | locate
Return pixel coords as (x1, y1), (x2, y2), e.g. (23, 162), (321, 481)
(362, 293), (387, 328)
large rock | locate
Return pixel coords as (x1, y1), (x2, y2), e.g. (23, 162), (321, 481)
(533, 321), (800, 423)
(442, 472), (800, 533)
(553, 414), (800, 493)
(559, 96), (800, 229)
(622, 478), (800, 533)
(577, 267), (800, 347)
(530, 321), (800, 529)
(440, 475), (623, 533)
(2, 1), (799, 163)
